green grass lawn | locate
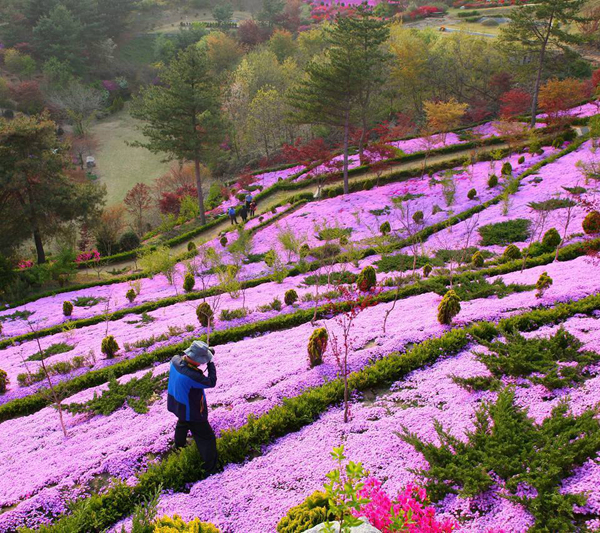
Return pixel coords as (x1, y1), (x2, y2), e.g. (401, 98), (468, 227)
(91, 106), (171, 206)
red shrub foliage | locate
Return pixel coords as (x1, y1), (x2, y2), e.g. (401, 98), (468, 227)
(499, 88), (531, 119)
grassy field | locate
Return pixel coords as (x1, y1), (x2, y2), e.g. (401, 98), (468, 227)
(91, 106), (171, 206)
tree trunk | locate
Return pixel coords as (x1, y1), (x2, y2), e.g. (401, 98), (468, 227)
(358, 114), (368, 162)
(530, 19), (552, 128)
(194, 158), (207, 225)
(25, 188), (46, 264)
(343, 111), (350, 195)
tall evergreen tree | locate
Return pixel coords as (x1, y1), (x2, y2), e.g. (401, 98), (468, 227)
(288, 8), (389, 194)
(500, 0), (585, 126)
(0, 113), (105, 263)
(131, 46), (223, 224)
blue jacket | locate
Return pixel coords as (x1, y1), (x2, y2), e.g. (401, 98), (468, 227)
(167, 355), (217, 422)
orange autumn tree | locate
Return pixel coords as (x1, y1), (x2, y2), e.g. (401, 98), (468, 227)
(423, 99), (468, 144)
(538, 78), (587, 126)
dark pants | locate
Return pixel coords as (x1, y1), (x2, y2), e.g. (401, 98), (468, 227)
(229, 214), (237, 225)
(174, 419), (218, 475)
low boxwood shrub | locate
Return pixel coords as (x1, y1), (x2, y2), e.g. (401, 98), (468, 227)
(276, 491), (333, 533)
(183, 273), (195, 293)
(101, 336), (119, 358)
(196, 303), (214, 327)
(220, 308), (247, 321)
(119, 231), (141, 252)
(284, 289), (298, 306)
(126, 289), (136, 303)
(63, 300), (73, 317)
(308, 328), (328, 367)
(472, 251), (484, 268)
(0, 369), (8, 393)
(503, 244), (522, 260)
(437, 290), (461, 325)
(356, 266), (377, 292)
(479, 219), (531, 246)
(541, 228), (561, 250)
(380, 221), (391, 235)
(487, 174), (498, 188)
(467, 188), (477, 200)
(583, 211), (600, 234)
(536, 271), (553, 298)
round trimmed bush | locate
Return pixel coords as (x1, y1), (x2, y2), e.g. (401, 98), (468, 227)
(118, 231), (140, 252)
(412, 210), (424, 224)
(63, 300), (73, 317)
(125, 289), (136, 303)
(503, 244), (522, 260)
(153, 515), (221, 533)
(518, 155), (525, 164)
(284, 289), (298, 306)
(220, 236), (227, 247)
(196, 302), (214, 327)
(380, 221), (391, 235)
(472, 251), (484, 268)
(542, 228), (561, 250)
(437, 290), (461, 325)
(276, 491), (333, 533)
(501, 162), (512, 176)
(183, 272), (195, 293)
(271, 206), (277, 215)
(356, 266), (376, 292)
(423, 263), (432, 278)
(0, 369), (8, 393)
(536, 271), (553, 298)
(307, 328), (328, 368)
(488, 174), (498, 188)
(101, 336), (119, 358)
(187, 241), (197, 253)
(264, 249), (277, 267)
(236, 192), (245, 202)
(467, 188), (477, 200)
(583, 211), (600, 235)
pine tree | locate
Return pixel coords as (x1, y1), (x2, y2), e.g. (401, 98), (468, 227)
(288, 8), (389, 194)
(131, 46), (223, 224)
(500, 0), (585, 126)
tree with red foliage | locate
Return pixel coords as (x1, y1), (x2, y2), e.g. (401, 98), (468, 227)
(10, 80), (45, 114)
(499, 88), (531, 119)
(374, 112), (416, 143)
(159, 185), (197, 216)
(283, 137), (336, 196)
(124, 183), (153, 235)
(237, 20), (269, 48)
(592, 68), (600, 89)
(361, 142), (397, 185)
(325, 285), (379, 423)
(538, 78), (586, 125)
(237, 171), (256, 190)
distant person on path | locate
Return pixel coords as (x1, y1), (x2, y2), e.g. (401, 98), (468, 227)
(240, 203), (248, 223)
(249, 200), (256, 217)
(245, 193), (252, 209)
(228, 206), (237, 225)
(167, 340), (218, 475)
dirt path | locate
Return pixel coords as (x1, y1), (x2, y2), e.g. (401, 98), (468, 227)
(74, 143), (507, 283)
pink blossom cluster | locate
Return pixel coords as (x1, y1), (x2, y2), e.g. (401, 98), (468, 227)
(75, 250), (100, 264)
(354, 478), (458, 533)
(17, 260), (33, 270)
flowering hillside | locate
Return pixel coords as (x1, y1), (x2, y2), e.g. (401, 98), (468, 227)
(1, 112), (600, 533)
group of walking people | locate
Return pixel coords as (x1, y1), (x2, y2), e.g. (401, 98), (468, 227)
(228, 193), (256, 225)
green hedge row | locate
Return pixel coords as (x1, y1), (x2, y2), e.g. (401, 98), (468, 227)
(31, 291), (600, 533)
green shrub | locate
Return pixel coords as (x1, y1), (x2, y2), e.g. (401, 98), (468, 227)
(402, 388), (600, 530)
(339, 235), (348, 246)
(375, 254), (435, 273)
(205, 182), (224, 211)
(431, 204), (443, 215)
(412, 210), (424, 224)
(518, 155), (525, 164)
(101, 336), (119, 358)
(284, 289), (298, 306)
(220, 236), (227, 247)
(27, 342), (74, 362)
(356, 266), (376, 292)
(437, 290), (461, 325)
(380, 221), (391, 235)
(423, 263), (432, 278)
(220, 308), (247, 321)
(119, 231), (141, 252)
(0, 369), (8, 393)
(187, 241), (197, 254)
(62, 300), (73, 317)
(501, 162), (512, 175)
(542, 228), (561, 250)
(276, 491), (333, 533)
(310, 243), (341, 261)
(529, 198), (576, 211)
(299, 243), (310, 258)
(583, 211), (600, 234)
(183, 273), (195, 293)
(472, 251), (484, 268)
(317, 227), (352, 241)
(467, 188), (477, 200)
(487, 174), (498, 188)
(503, 244), (522, 260)
(536, 272), (553, 298)
(72, 296), (105, 307)
(479, 219), (531, 246)
(196, 302), (214, 327)
(302, 271), (357, 286)
(307, 328), (328, 367)
(153, 515), (221, 533)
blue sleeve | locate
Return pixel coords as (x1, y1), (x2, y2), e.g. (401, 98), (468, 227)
(183, 362), (217, 389)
